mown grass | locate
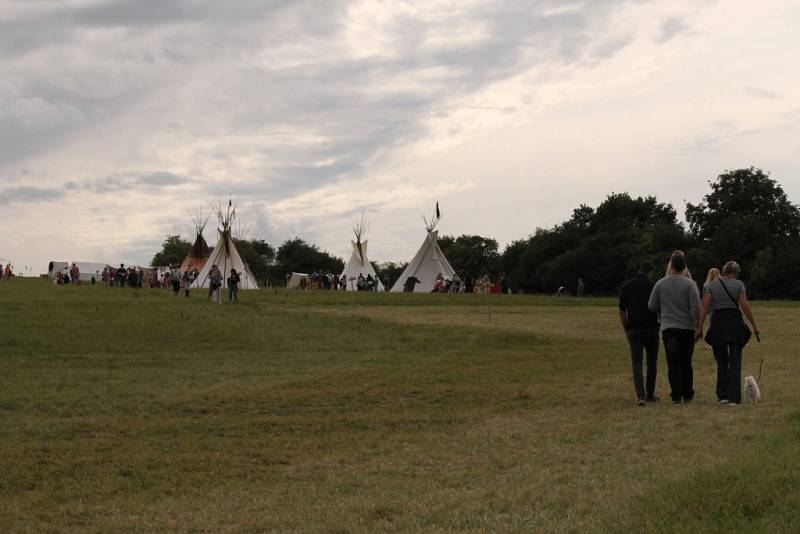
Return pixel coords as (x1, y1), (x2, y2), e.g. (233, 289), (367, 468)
(0, 279), (797, 532)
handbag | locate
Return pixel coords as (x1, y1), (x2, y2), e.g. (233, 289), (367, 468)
(719, 279), (751, 346)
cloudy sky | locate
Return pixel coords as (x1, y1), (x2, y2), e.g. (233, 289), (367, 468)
(1, 0), (798, 273)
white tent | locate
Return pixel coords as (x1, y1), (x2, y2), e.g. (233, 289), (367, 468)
(48, 261), (69, 279)
(74, 262), (110, 282)
(341, 213), (385, 291)
(287, 272), (309, 289)
(191, 201), (259, 290)
(390, 204), (457, 293)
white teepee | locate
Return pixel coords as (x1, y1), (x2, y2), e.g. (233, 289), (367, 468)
(192, 201), (259, 290)
(341, 213), (384, 291)
(390, 203), (457, 292)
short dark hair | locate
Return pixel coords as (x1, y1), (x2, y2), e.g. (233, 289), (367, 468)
(670, 252), (686, 273)
(639, 261), (653, 274)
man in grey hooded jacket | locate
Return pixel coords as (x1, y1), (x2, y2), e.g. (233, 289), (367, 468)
(648, 251), (700, 405)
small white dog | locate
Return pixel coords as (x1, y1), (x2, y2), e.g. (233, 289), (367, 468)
(744, 375), (761, 403)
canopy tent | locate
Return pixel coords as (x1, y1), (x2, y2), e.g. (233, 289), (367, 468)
(340, 213), (385, 291)
(48, 261), (109, 282)
(180, 208), (212, 276)
(191, 201), (259, 290)
(287, 272), (309, 289)
(48, 261), (69, 279)
(73, 262), (110, 282)
(390, 203), (457, 293)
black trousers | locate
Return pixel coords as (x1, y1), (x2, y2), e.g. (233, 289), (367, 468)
(626, 328), (659, 400)
(713, 343), (743, 403)
(662, 328), (695, 402)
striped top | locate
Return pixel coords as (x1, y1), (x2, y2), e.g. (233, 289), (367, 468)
(704, 278), (745, 311)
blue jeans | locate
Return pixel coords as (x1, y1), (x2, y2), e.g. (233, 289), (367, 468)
(662, 328), (695, 402)
(626, 328), (659, 400)
(713, 343), (743, 403)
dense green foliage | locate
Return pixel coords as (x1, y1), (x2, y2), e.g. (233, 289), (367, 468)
(374, 261), (407, 289)
(265, 237), (344, 285)
(234, 238), (276, 286)
(439, 234), (500, 282)
(151, 235), (191, 267)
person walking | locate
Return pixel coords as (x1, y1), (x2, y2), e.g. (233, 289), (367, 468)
(182, 268), (194, 298)
(696, 261), (760, 405)
(208, 265), (223, 304)
(648, 251), (700, 405)
(170, 264), (181, 296)
(227, 268), (240, 303)
(619, 261), (660, 405)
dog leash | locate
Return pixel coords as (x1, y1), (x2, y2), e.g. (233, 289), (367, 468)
(757, 357), (763, 383)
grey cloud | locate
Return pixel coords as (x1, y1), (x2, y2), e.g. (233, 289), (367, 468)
(2, 0), (636, 204)
(745, 86), (780, 100)
(70, 172), (194, 193)
(657, 17), (690, 43)
(0, 185), (65, 205)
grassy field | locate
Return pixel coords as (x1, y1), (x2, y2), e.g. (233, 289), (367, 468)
(1, 279), (798, 532)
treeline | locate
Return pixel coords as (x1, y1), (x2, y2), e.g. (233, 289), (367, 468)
(152, 168), (800, 297)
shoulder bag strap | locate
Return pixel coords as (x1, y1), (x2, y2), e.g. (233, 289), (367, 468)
(718, 279), (740, 308)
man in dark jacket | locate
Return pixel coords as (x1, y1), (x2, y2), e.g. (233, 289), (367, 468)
(619, 261), (660, 405)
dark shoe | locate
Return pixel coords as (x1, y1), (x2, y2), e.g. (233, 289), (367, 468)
(647, 396), (660, 403)
(637, 398), (647, 406)
(672, 399), (682, 406)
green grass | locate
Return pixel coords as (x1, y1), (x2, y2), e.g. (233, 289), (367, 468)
(1, 279), (798, 532)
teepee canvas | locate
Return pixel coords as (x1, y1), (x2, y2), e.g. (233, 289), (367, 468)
(180, 207), (212, 275)
(192, 201), (259, 290)
(341, 213), (385, 291)
(390, 203), (457, 293)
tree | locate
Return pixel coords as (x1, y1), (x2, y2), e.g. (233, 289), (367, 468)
(374, 261), (407, 289)
(267, 238), (344, 285)
(438, 234), (500, 282)
(151, 235), (191, 267)
(234, 238), (275, 286)
(501, 193), (687, 294)
(686, 168), (800, 243)
(685, 168), (800, 283)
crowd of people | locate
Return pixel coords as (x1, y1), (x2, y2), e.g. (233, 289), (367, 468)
(0, 262), (14, 280)
(619, 250), (760, 407)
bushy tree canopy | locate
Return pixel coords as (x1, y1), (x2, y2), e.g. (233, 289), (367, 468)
(438, 234), (500, 282)
(151, 235), (191, 267)
(266, 238), (344, 285)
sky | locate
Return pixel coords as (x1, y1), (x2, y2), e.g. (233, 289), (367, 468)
(1, 0), (799, 274)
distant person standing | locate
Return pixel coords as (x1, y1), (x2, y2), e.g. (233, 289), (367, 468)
(577, 278), (586, 297)
(619, 261), (660, 405)
(115, 264), (127, 287)
(208, 265), (223, 303)
(403, 276), (421, 293)
(228, 268), (240, 303)
(182, 268), (194, 298)
(71, 263), (80, 285)
(170, 265), (181, 296)
(648, 251), (700, 405)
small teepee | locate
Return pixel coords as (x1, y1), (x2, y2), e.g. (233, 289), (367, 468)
(180, 207), (212, 275)
(390, 203), (457, 293)
(191, 200), (259, 290)
(341, 212), (385, 291)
